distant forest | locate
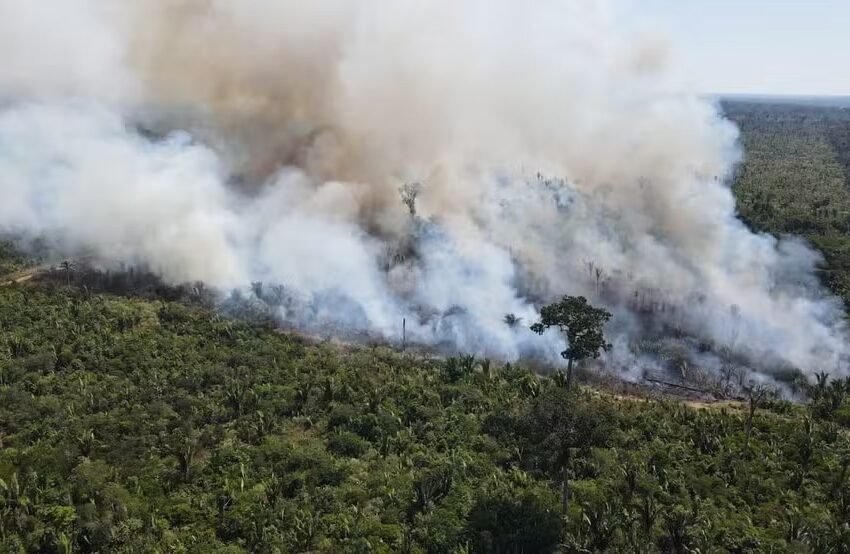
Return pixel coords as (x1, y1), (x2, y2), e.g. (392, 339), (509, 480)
(724, 100), (850, 305)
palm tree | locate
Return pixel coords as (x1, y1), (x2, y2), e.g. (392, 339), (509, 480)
(743, 382), (775, 456)
(813, 371), (830, 402)
(830, 441), (850, 500)
(503, 313), (522, 328)
(59, 260), (74, 287)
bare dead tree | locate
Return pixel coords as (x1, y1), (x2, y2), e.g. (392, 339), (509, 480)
(595, 266), (603, 296)
(729, 304), (742, 349)
(399, 182), (422, 217)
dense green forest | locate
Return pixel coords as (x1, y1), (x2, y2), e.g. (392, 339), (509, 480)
(3, 280), (850, 553)
(725, 100), (850, 304)
(3, 101), (850, 552)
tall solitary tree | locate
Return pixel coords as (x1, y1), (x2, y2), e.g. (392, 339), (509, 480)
(531, 295), (612, 390)
(59, 260), (74, 288)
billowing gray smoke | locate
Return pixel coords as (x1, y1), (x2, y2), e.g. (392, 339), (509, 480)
(0, 0), (846, 377)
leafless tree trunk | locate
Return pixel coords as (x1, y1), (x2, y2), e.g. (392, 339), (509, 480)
(561, 449), (572, 513)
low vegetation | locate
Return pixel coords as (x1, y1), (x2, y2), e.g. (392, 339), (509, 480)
(0, 280), (850, 552)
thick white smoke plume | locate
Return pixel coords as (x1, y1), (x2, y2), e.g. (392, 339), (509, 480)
(0, 0), (846, 377)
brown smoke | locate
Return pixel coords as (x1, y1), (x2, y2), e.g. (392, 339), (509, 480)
(0, 0), (846, 375)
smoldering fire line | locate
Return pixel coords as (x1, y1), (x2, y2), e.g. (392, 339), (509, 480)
(0, 0), (846, 383)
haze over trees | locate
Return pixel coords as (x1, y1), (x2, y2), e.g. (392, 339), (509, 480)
(724, 100), (850, 306)
(2, 100), (850, 551)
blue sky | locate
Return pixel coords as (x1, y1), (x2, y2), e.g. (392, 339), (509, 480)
(637, 0), (850, 96)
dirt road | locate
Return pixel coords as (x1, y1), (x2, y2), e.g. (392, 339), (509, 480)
(0, 264), (53, 287)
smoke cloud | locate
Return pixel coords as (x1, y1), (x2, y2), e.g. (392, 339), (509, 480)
(0, 0), (846, 378)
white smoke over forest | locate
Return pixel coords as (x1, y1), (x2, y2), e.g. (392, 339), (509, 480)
(0, 0), (846, 378)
